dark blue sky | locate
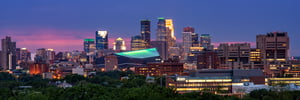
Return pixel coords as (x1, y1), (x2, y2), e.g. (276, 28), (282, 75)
(0, 0), (299, 56)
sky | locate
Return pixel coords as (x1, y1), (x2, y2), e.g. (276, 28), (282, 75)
(0, 0), (299, 56)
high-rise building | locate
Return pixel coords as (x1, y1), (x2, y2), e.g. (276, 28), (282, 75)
(256, 32), (289, 62)
(200, 34), (213, 51)
(95, 30), (108, 50)
(1, 36), (16, 70)
(182, 27), (193, 59)
(150, 41), (167, 60)
(156, 18), (177, 59)
(141, 20), (151, 48)
(157, 17), (167, 42)
(104, 55), (118, 71)
(192, 33), (199, 47)
(34, 48), (48, 64)
(113, 37), (126, 51)
(183, 27), (199, 47)
(16, 48), (31, 64)
(165, 19), (176, 47)
(131, 35), (146, 51)
(84, 39), (95, 53)
(46, 49), (55, 64)
(217, 43), (251, 69)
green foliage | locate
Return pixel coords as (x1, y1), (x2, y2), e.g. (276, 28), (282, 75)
(0, 72), (15, 80)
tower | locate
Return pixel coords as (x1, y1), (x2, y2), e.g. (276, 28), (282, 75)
(182, 27), (193, 59)
(95, 30), (108, 50)
(113, 37), (126, 51)
(1, 36), (16, 70)
(256, 32), (289, 62)
(200, 34), (213, 51)
(84, 39), (95, 53)
(131, 35), (146, 51)
(141, 20), (151, 48)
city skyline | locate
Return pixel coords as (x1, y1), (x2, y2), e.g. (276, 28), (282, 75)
(0, 0), (299, 56)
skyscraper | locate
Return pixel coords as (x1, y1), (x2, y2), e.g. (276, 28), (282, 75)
(95, 30), (108, 50)
(200, 34), (213, 51)
(1, 36), (16, 70)
(113, 37), (126, 51)
(182, 28), (193, 59)
(141, 20), (151, 48)
(131, 35), (146, 51)
(156, 17), (176, 59)
(183, 27), (199, 47)
(256, 32), (289, 62)
(156, 17), (167, 42)
(150, 41), (167, 60)
(165, 19), (176, 47)
(84, 39), (95, 53)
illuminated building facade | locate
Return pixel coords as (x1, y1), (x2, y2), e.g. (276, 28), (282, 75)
(95, 30), (108, 50)
(156, 17), (176, 59)
(165, 19), (176, 47)
(84, 39), (95, 53)
(256, 32), (289, 62)
(217, 43), (251, 69)
(113, 37), (126, 51)
(197, 51), (220, 69)
(29, 63), (49, 75)
(1, 36), (16, 70)
(184, 27), (199, 47)
(200, 34), (213, 51)
(16, 48), (31, 64)
(166, 69), (265, 93)
(135, 62), (183, 76)
(104, 55), (118, 71)
(182, 28), (193, 59)
(141, 20), (151, 48)
(131, 35), (146, 51)
(46, 49), (55, 64)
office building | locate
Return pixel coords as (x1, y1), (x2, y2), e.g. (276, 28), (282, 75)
(218, 43), (251, 69)
(1, 36), (16, 70)
(104, 55), (118, 71)
(34, 48), (48, 64)
(113, 37), (126, 51)
(95, 30), (108, 50)
(84, 39), (95, 53)
(16, 48), (31, 64)
(200, 34), (213, 51)
(135, 62), (184, 76)
(166, 69), (265, 93)
(141, 20), (151, 48)
(151, 41), (167, 60)
(197, 51), (220, 69)
(256, 32), (289, 62)
(182, 28), (193, 59)
(131, 35), (146, 51)
(165, 19), (176, 47)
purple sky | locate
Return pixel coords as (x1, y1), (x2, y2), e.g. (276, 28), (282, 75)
(0, 0), (299, 56)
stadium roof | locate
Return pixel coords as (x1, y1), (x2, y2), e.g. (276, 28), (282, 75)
(115, 48), (160, 59)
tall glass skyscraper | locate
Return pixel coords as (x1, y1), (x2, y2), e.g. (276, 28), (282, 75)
(95, 31), (108, 50)
(156, 17), (167, 42)
(141, 20), (151, 48)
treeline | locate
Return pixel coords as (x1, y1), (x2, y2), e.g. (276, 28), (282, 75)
(0, 72), (300, 100)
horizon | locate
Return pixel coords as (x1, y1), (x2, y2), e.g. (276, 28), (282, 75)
(0, 0), (299, 56)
